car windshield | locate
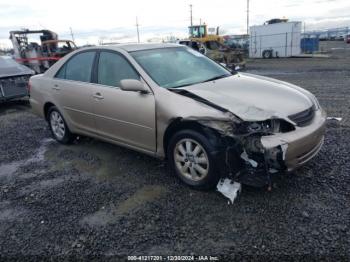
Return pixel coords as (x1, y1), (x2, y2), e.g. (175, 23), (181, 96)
(130, 47), (232, 88)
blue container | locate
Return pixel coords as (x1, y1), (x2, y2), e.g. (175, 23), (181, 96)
(301, 38), (319, 53)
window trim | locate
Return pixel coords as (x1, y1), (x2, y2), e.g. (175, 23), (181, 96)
(93, 49), (141, 87)
(55, 63), (67, 79)
(54, 49), (99, 83)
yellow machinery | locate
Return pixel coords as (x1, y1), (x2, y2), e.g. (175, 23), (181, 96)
(187, 24), (246, 70)
(188, 24), (223, 43)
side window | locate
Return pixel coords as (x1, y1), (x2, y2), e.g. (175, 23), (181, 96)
(97, 51), (139, 87)
(55, 64), (66, 79)
(56, 51), (95, 82)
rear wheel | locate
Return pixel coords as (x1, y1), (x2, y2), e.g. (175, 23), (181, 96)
(48, 107), (75, 144)
(167, 130), (220, 189)
(262, 50), (273, 59)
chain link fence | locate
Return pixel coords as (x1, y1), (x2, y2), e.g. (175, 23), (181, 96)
(224, 26), (350, 58)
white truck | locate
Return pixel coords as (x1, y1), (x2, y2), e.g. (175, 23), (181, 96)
(249, 21), (302, 58)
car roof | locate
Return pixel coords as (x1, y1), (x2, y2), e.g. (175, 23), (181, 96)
(42, 40), (75, 44)
(81, 43), (182, 52)
(114, 43), (181, 52)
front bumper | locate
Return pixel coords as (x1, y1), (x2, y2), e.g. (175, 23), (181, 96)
(261, 108), (326, 171)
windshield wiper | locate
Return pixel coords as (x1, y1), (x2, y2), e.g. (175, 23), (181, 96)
(200, 74), (231, 83)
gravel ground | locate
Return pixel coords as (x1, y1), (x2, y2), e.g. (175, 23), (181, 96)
(0, 41), (349, 261)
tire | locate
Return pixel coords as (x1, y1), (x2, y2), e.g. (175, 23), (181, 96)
(167, 129), (221, 189)
(262, 50), (273, 59)
(48, 106), (75, 144)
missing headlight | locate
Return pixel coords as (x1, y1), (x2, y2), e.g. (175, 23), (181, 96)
(279, 119), (295, 132)
(237, 119), (294, 134)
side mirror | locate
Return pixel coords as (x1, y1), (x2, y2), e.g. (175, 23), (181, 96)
(120, 79), (149, 94)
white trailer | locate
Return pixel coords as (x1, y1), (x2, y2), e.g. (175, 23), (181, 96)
(249, 21), (302, 58)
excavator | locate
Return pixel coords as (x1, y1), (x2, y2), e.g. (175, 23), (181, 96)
(9, 29), (77, 74)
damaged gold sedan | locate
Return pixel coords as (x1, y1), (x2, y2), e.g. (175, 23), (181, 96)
(29, 44), (326, 189)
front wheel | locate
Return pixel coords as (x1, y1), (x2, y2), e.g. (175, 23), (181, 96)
(167, 130), (220, 189)
(48, 107), (75, 144)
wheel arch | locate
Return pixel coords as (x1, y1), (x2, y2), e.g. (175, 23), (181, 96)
(163, 118), (222, 158)
(43, 101), (56, 121)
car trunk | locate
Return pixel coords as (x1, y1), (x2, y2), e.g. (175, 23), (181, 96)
(0, 56), (34, 101)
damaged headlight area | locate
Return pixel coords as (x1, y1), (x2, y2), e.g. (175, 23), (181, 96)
(197, 118), (292, 188)
(236, 119), (295, 135)
(221, 134), (288, 188)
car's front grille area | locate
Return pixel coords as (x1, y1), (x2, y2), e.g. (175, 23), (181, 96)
(288, 106), (315, 127)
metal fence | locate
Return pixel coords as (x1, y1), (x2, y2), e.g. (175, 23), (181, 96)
(225, 27), (350, 59)
(303, 26), (350, 41)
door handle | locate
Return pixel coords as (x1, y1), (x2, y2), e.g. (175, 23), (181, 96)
(52, 84), (60, 90)
(93, 92), (104, 100)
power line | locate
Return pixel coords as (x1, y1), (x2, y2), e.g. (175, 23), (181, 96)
(246, 0), (250, 35)
(136, 17), (140, 43)
(70, 27), (75, 42)
(190, 4), (193, 27)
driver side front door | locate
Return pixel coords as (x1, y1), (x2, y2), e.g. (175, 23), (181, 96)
(91, 51), (156, 152)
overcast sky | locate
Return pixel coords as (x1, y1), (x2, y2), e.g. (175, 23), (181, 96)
(1, 0), (349, 47)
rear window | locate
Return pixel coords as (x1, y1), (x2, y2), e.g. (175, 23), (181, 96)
(55, 51), (95, 82)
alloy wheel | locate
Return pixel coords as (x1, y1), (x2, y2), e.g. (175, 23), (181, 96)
(173, 138), (209, 182)
(50, 111), (65, 140)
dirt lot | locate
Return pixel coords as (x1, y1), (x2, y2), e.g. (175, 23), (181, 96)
(0, 41), (349, 260)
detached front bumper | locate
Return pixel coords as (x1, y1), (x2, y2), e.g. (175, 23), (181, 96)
(261, 108), (326, 171)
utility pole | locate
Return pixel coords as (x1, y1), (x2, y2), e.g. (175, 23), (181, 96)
(136, 17), (140, 43)
(190, 4), (193, 27)
(246, 0), (250, 35)
(69, 27), (75, 42)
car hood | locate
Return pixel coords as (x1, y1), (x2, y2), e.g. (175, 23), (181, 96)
(180, 73), (313, 121)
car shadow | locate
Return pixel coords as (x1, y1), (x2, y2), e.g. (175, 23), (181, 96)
(0, 98), (30, 115)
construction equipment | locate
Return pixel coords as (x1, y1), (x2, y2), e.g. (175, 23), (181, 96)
(188, 24), (223, 43)
(187, 24), (246, 70)
(9, 29), (77, 74)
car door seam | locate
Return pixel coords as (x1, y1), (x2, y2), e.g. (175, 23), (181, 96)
(63, 106), (153, 130)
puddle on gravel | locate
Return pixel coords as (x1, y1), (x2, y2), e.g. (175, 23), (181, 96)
(0, 162), (19, 178)
(45, 139), (157, 181)
(20, 176), (69, 195)
(0, 138), (54, 179)
(81, 185), (168, 226)
(0, 207), (27, 221)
